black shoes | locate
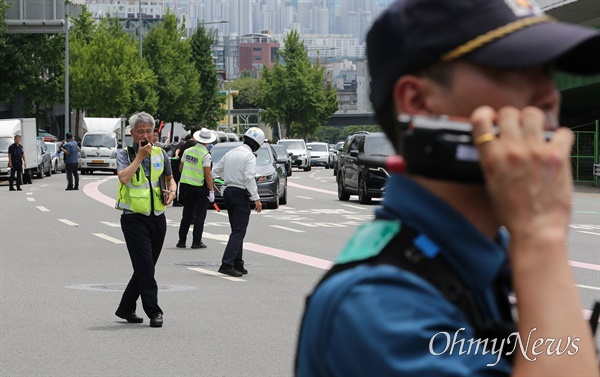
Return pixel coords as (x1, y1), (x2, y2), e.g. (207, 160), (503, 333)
(191, 241), (207, 249)
(173, 201), (183, 207)
(74, 186), (79, 190)
(176, 241), (186, 248)
(66, 187), (73, 191)
(150, 313), (163, 327)
(235, 266), (248, 275)
(9, 188), (15, 191)
(218, 264), (243, 277)
(17, 188), (22, 191)
(115, 309), (144, 323)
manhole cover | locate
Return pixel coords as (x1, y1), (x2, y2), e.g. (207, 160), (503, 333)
(66, 284), (197, 292)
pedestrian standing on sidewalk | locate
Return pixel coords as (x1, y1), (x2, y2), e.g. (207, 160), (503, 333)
(176, 128), (216, 249)
(114, 111), (176, 328)
(8, 135), (25, 191)
(212, 127), (264, 277)
(61, 133), (80, 191)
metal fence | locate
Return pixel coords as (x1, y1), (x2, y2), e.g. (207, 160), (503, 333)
(570, 120), (599, 186)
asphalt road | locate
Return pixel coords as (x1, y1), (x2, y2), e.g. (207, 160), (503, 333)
(0, 167), (598, 377)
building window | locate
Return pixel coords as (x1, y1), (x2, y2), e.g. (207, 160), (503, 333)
(253, 47), (262, 51)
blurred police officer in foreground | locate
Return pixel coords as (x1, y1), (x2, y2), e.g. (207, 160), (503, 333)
(212, 127), (265, 277)
(296, 0), (600, 375)
(114, 112), (176, 328)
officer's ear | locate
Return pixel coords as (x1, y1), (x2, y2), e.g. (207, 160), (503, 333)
(392, 75), (445, 117)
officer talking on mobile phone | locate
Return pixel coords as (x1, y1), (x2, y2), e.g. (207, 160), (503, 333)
(296, 0), (600, 376)
(114, 111), (176, 328)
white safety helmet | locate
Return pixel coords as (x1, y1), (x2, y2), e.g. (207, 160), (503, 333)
(244, 127), (265, 147)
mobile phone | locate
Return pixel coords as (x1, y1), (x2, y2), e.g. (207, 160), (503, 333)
(397, 114), (555, 183)
(140, 139), (149, 147)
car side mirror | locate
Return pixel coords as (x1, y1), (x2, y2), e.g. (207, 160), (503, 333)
(349, 150), (359, 158)
(288, 152), (293, 156)
(276, 156), (288, 164)
(307, 146), (312, 150)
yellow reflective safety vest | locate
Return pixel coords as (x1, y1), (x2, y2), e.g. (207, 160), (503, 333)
(179, 144), (209, 187)
(115, 146), (166, 216)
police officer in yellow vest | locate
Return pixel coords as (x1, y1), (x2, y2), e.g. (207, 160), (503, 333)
(114, 112), (176, 328)
(176, 128), (216, 249)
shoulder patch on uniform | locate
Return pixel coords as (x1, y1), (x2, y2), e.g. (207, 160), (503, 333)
(335, 220), (401, 264)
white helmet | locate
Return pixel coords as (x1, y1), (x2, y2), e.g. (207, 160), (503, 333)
(244, 127), (265, 147)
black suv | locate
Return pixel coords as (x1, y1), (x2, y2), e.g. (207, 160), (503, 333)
(337, 132), (395, 204)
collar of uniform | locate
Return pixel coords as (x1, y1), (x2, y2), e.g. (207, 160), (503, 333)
(376, 174), (507, 288)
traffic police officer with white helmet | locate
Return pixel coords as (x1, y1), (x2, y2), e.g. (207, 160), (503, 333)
(212, 127), (265, 277)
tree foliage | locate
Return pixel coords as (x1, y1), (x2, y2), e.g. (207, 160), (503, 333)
(143, 11), (199, 129)
(258, 30), (338, 139)
(231, 76), (260, 109)
(189, 25), (225, 129)
(69, 12), (158, 118)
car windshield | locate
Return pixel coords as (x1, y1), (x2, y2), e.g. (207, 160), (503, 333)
(364, 135), (395, 156)
(278, 140), (304, 150)
(211, 145), (272, 166)
(308, 143), (328, 152)
(83, 134), (116, 148)
(46, 143), (57, 153)
(0, 137), (12, 152)
(272, 145), (287, 157)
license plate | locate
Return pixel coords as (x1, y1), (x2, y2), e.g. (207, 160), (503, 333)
(92, 160), (104, 164)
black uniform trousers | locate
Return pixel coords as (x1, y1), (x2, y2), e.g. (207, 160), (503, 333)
(170, 158), (182, 203)
(178, 183), (209, 244)
(9, 163), (22, 189)
(118, 212), (166, 317)
(221, 187), (251, 269)
(65, 162), (79, 189)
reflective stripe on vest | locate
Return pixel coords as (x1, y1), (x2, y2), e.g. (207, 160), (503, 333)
(115, 147), (166, 215)
(179, 145), (208, 186)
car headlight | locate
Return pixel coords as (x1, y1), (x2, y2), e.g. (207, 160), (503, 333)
(80, 150), (87, 158)
(256, 174), (275, 182)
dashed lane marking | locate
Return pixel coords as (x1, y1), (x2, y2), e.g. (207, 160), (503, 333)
(187, 267), (245, 281)
(27, 197), (35, 202)
(36, 206), (49, 212)
(26, 192), (32, 195)
(270, 225), (306, 233)
(101, 221), (121, 228)
(578, 231), (600, 236)
(296, 196), (313, 200)
(576, 284), (600, 291)
(341, 204), (366, 210)
(93, 233), (125, 244)
(58, 219), (78, 226)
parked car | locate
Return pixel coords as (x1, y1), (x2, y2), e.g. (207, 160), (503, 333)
(45, 141), (66, 173)
(332, 141), (345, 176)
(277, 139), (311, 171)
(337, 132), (395, 204)
(307, 142), (333, 169)
(271, 144), (292, 177)
(210, 142), (289, 209)
(38, 129), (58, 142)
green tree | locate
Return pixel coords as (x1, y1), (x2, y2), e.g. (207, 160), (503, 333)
(143, 11), (200, 137)
(189, 25), (225, 129)
(231, 76), (260, 109)
(70, 15), (158, 120)
(258, 30), (338, 139)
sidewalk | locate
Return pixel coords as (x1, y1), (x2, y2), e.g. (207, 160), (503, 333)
(574, 182), (600, 194)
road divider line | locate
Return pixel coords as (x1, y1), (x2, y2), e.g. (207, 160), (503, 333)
(244, 242), (333, 270)
(288, 181), (337, 195)
(187, 267), (245, 281)
(93, 233), (125, 244)
(342, 204), (366, 210)
(100, 221), (121, 228)
(27, 197), (35, 202)
(26, 192), (32, 195)
(576, 284), (600, 291)
(58, 219), (78, 226)
(577, 231), (600, 236)
(36, 206), (49, 212)
(270, 225), (306, 233)
(569, 260), (600, 271)
(296, 196), (313, 200)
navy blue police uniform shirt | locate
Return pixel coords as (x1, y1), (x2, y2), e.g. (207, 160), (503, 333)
(8, 143), (24, 165)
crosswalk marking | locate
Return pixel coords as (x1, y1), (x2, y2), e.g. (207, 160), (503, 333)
(187, 267), (245, 281)
(93, 233), (125, 244)
(270, 225), (305, 233)
(58, 219), (78, 226)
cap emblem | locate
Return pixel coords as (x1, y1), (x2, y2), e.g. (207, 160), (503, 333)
(505, 0), (544, 17)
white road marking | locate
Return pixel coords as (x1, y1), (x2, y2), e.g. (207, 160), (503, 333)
(296, 196), (313, 200)
(26, 192), (33, 195)
(578, 231), (600, 236)
(27, 197), (35, 202)
(341, 204), (366, 210)
(58, 219), (78, 226)
(93, 233), (125, 244)
(36, 206), (49, 212)
(100, 221), (121, 228)
(187, 267), (245, 281)
(576, 284), (600, 291)
(270, 225), (306, 233)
